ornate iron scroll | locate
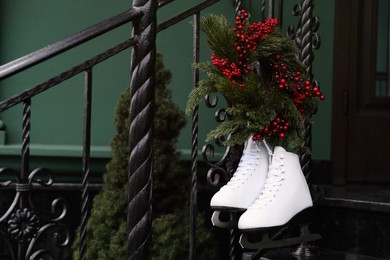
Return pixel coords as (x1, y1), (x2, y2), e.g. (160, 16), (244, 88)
(0, 99), (70, 259)
(203, 94), (243, 260)
(0, 167), (70, 260)
(126, 0), (157, 259)
(201, 95), (244, 260)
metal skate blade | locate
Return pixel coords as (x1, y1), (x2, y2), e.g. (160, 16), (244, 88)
(239, 224), (321, 250)
(211, 211), (239, 229)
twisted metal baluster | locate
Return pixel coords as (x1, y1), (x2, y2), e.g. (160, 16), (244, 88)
(189, 11), (200, 260)
(282, 0), (320, 256)
(17, 99), (32, 260)
(299, 0), (314, 75)
(298, 0), (314, 179)
(21, 99), (31, 200)
(261, 0), (266, 20)
(230, 227), (242, 260)
(268, 0), (274, 18)
(126, 0), (157, 259)
(80, 69), (92, 260)
(234, 0), (242, 14)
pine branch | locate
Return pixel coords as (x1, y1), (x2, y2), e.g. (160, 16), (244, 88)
(200, 14), (237, 59)
(185, 12), (324, 152)
(185, 79), (217, 115)
(206, 118), (247, 142)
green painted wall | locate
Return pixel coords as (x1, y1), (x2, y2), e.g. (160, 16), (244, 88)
(0, 0), (133, 179)
(0, 0), (334, 179)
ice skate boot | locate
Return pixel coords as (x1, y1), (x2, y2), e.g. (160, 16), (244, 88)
(210, 137), (269, 228)
(238, 146), (312, 230)
(238, 146), (320, 249)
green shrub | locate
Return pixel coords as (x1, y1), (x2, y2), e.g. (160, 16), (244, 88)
(73, 53), (217, 259)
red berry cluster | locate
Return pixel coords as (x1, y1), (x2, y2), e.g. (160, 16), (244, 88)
(272, 54), (325, 114)
(211, 10), (278, 88)
(233, 11), (278, 87)
(211, 54), (245, 87)
(252, 115), (289, 142)
(234, 11), (278, 64)
(253, 55), (325, 143)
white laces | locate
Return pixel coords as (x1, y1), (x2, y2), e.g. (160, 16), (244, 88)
(262, 139), (273, 164)
(249, 145), (285, 209)
(224, 142), (261, 189)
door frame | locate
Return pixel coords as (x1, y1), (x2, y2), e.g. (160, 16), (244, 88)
(332, 0), (389, 184)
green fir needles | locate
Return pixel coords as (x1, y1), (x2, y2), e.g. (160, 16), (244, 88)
(186, 10), (324, 153)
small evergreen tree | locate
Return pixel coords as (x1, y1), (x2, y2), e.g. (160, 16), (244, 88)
(73, 53), (217, 259)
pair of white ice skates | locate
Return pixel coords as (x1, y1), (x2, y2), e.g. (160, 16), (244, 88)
(210, 137), (313, 231)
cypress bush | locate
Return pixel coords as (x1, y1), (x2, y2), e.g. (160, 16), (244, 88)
(73, 53), (217, 259)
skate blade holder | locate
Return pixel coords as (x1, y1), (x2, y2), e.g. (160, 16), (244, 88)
(211, 210), (241, 229)
(239, 224), (321, 250)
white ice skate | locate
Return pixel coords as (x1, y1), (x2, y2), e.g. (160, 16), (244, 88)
(238, 146), (321, 250)
(238, 146), (313, 231)
(210, 137), (270, 228)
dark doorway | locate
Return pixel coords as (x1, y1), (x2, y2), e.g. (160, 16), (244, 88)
(332, 0), (390, 184)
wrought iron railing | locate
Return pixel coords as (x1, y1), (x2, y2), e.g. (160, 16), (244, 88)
(0, 7), (143, 260)
(0, 0), (319, 259)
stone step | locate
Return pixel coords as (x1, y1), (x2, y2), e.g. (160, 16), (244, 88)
(313, 185), (390, 259)
(251, 246), (386, 259)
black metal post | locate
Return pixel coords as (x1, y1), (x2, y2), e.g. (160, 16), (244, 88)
(261, 0), (266, 20)
(80, 68), (93, 260)
(299, 0), (314, 179)
(299, 0), (314, 75)
(126, 0), (157, 259)
(189, 11), (200, 260)
(268, 0), (274, 18)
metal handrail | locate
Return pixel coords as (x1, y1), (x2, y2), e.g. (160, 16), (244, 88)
(0, 8), (143, 80)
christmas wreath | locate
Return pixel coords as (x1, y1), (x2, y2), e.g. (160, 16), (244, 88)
(186, 10), (324, 153)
